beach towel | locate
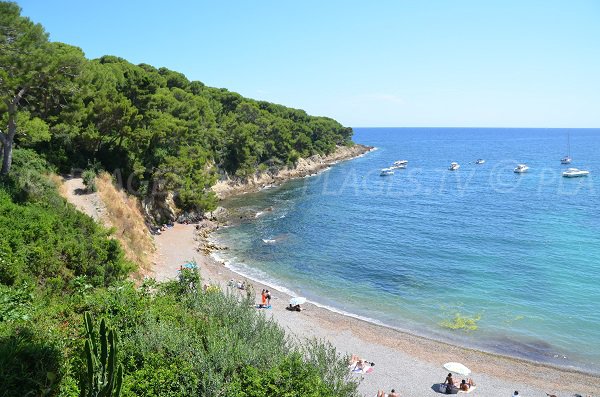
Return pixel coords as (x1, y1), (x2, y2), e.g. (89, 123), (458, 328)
(255, 304), (272, 309)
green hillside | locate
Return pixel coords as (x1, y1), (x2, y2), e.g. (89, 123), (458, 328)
(1, 1), (354, 213)
(0, 3), (359, 396)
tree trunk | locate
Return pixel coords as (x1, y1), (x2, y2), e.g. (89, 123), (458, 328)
(1, 88), (26, 176)
(0, 136), (13, 176)
(0, 106), (17, 176)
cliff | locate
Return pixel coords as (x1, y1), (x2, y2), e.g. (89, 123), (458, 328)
(212, 144), (374, 199)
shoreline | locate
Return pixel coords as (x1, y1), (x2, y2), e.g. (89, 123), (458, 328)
(209, 248), (600, 377)
(151, 149), (598, 396)
(211, 143), (374, 199)
(153, 225), (597, 396)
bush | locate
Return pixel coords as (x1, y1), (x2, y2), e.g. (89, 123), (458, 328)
(82, 169), (97, 193)
(0, 326), (63, 397)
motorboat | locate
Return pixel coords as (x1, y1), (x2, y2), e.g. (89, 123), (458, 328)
(514, 164), (529, 173)
(380, 168), (395, 176)
(390, 160), (408, 169)
(448, 162), (460, 171)
(475, 159), (485, 164)
(562, 168), (589, 177)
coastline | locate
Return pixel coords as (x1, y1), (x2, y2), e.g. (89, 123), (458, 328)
(152, 224), (597, 396)
(211, 143), (374, 199)
(151, 149), (598, 396)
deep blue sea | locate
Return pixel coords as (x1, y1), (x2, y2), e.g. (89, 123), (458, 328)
(212, 128), (600, 374)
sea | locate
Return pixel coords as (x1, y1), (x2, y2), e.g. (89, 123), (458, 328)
(211, 128), (600, 374)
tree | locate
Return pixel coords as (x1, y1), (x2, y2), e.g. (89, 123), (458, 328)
(0, 2), (83, 175)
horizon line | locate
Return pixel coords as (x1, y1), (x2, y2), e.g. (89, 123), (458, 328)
(351, 126), (600, 129)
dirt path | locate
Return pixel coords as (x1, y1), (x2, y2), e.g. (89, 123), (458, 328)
(61, 177), (108, 223)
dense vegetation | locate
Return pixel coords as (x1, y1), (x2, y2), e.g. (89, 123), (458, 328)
(1, 3), (359, 396)
(0, 151), (359, 396)
(1, 1), (354, 212)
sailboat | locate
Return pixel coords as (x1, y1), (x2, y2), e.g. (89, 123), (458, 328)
(561, 133), (572, 164)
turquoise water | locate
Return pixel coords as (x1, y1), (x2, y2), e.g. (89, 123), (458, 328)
(212, 128), (600, 373)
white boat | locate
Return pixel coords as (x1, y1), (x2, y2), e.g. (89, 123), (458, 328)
(448, 162), (460, 171)
(475, 159), (485, 164)
(562, 168), (589, 177)
(561, 133), (572, 164)
(380, 168), (394, 176)
(390, 160), (408, 169)
(514, 164), (529, 173)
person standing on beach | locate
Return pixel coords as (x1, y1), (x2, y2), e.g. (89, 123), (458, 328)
(260, 289), (267, 308)
(266, 290), (271, 306)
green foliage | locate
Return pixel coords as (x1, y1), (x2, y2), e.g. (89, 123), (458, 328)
(0, 325), (63, 397)
(0, 282), (33, 321)
(0, 150), (133, 288)
(80, 312), (123, 397)
(1, 1), (355, 211)
(0, 6), (359, 397)
(82, 169), (97, 193)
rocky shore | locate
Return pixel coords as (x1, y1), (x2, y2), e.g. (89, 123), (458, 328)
(212, 143), (374, 199)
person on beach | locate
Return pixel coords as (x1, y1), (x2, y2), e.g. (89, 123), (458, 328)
(259, 289), (267, 308)
(459, 379), (469, 391)
(266, 290), (271, 305)
(444, 373), (455, 387)
(444, 373), (456, 394)
(512, 392), (519, 396)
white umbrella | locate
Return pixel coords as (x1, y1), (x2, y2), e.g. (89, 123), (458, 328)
(443, 362), (471, 376)
(289, 296), (306, 306)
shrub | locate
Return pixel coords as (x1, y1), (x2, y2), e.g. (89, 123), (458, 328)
(82, 169), (97, 193)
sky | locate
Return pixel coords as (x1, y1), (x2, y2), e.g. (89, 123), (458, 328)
(15, 0), (600, 128)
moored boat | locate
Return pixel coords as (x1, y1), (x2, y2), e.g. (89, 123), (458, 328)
(561, 133), (572, 164)
(475, 159), (485, 164)
(562, 168), (589, 178)
(514, 164), (529, 173)
(380, 168), (394, 176)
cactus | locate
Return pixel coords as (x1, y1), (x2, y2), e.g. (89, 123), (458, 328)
(80, 312), (123, 397)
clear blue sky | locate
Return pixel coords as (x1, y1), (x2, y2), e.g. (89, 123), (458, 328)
(16, 0), (600, 127)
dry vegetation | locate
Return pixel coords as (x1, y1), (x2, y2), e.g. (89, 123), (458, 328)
(49, 174), (67, 197)
(95, 172), (155, 278)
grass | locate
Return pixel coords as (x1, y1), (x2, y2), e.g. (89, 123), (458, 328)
(95, 172), (155, 278)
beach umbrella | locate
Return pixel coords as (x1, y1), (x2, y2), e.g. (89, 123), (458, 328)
(289, 296), (306, 306)
(443, 362), (471, 376)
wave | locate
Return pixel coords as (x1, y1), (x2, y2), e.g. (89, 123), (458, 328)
(211, 253), (299, 298)
(262, 239), (277, 244)
(302, 166), (332, 178)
